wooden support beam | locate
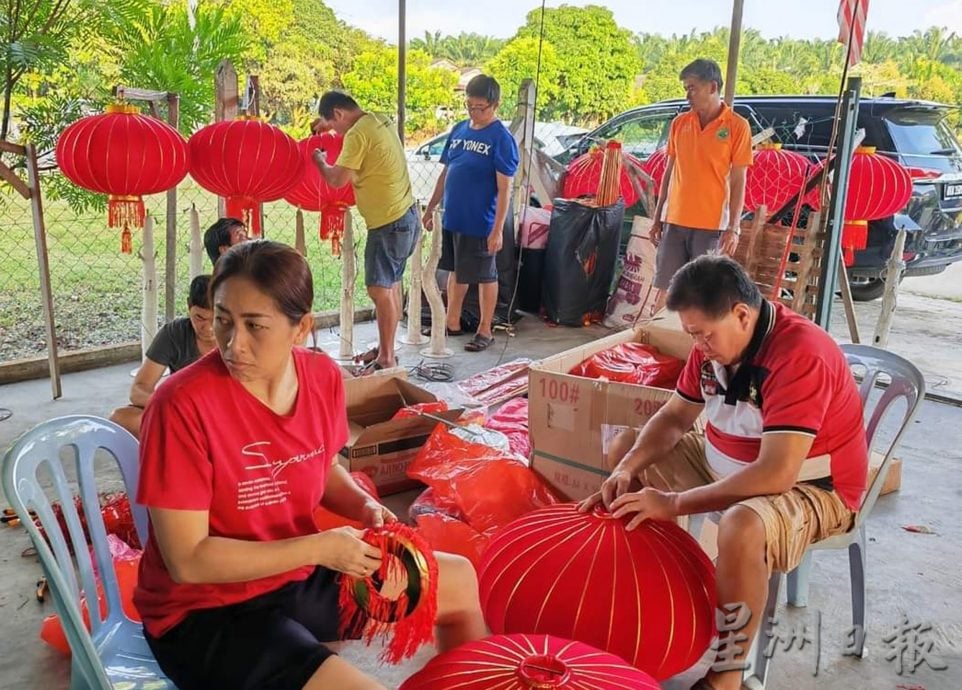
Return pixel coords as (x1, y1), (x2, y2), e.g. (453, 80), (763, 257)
(0, 140), (26, 155)
(0, 161), (31, 199)
(113, 85), (170, 102)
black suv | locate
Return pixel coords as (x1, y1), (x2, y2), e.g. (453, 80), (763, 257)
(558, 96), (962, 301)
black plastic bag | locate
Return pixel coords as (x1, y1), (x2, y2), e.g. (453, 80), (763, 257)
(542, 198), (625, 326)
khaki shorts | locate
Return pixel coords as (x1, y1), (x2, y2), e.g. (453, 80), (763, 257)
(640, 432), (856, 573)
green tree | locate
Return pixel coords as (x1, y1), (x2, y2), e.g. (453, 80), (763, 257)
(486, 36), (560, 117)
(515, 5), (639, 123)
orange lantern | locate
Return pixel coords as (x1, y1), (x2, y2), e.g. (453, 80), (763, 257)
(56, 104), (189, 253)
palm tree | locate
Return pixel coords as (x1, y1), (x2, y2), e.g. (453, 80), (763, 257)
(410, 30), (446, 59)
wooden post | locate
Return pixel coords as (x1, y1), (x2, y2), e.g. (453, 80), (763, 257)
(838, 260), (861, 343)
(215, 60), (239, 217)
(140, 214), (158, 358)
(403, 230), (427, 345)
(511, 79), (538, 226)
(294, 209), (307, 256)
(188, 204), (203, 279)
(338, 213), (356, 360)
(724, 0), (745, 105)
(25, 143), (61, 399)
(792, 211), (821, 315)
(165, 93), (180, 320)
(421, 208), (453, 358)
(872, 228), (907, 348)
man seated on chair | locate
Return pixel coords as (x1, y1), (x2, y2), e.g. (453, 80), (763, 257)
(110, 275), (216, 439)
(203, 217), (249, 266)
(580, 255), (868, 690)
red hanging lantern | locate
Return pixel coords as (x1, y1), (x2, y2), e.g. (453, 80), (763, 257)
(641, 147), (669, 196)
(744, 143), (810, 214)
(479, 504), (716, 681)
(562, 145), (643, 206)
(284, 132), (356, 256)
(842, 145), (913, 265)
(188, 117), (303, 237)
(56, 104), (189, 253)
(400, 634), (661, 690)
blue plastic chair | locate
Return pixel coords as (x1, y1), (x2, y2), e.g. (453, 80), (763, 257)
(741, 345), (925, 689)
(2, 415), (175, 689)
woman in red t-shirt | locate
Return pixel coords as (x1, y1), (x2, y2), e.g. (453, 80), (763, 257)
(135, 240), (486, 690)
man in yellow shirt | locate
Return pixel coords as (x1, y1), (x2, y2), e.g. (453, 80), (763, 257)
(651, 59), (753, 311)
(312, 91), (419, 371)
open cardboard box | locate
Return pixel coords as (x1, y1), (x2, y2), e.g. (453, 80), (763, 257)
(529, 314), (693, 501)
(340, 372), (463, 495)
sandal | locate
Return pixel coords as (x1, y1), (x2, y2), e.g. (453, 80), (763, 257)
(354, 346), (379, 365)
(421, 325), (465, 337)
(464, 334), (496, 352)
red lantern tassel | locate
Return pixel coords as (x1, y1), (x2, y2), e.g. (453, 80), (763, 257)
(121, 227), (132, 254)
(338, 523), (438, 664)
(842, 220), (868, 266)
(108, 195), (145, 230)
(322, 204), (347, 257)
(226, 197), (262, 238)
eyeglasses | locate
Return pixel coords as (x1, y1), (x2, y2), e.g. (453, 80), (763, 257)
(465, 102), (493, 113)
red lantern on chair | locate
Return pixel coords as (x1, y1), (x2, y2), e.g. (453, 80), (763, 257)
(56, 104), (189, 253)
(641, 147), (669, 196)
(562, 146), (643, 206)
(400, 634), (661, 690)
(841, 145), (912, 265)
(744, 143), (810, 214)
(284, 132), (356, 256)
(188, 118), (303, 237)
(479, 504), (715, 681)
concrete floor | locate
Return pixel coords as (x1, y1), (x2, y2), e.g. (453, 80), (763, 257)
(1, 313), (961, 689)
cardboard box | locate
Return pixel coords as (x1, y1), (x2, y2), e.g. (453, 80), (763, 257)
(869, 453), (902, 496)
(529, 319), (693, 501)
(340, 372), (463, 495)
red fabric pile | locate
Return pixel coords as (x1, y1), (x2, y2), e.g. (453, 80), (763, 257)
(570, 342), (684, 389)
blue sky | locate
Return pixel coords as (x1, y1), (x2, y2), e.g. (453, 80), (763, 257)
(324, 0), (962, 43)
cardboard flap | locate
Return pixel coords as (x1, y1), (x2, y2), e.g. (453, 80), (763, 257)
(352, 409), (462, 448)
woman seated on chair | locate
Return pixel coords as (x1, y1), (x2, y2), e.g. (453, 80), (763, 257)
(134, 240), (486, 690)
(110, 274), (216, 439)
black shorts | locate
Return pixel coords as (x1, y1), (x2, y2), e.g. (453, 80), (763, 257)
(145, 567), (342, 690)
(439, 229), (498, 284)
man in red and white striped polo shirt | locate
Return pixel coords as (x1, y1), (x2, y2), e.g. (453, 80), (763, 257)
(581, 255), (867, 690)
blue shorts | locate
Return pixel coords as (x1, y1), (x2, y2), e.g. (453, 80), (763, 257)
(364, 204), (421, 288)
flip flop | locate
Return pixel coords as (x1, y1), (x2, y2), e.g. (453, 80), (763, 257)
(464, 334), (496, 352)
(421, 325), (465, 337)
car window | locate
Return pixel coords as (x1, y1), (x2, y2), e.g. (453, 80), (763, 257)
(749, 104), (838, 151)
(427, 136), (447, 157)
(597, 113), (673, 158)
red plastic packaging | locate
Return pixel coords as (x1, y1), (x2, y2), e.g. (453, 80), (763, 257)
(413, 512), (489, 571)
(569, 342), (684, 389)
(312, 471), (381, 531)
(407, 426), (557, 535)
(483, 398), (531, 459)
(391, 401), (449, 420)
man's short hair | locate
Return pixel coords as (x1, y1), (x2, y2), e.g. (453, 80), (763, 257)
(465, 74), (501, 103)
(318, 91), (360, 120)
(203, 217), (244, 265)
(680, 58), (724, 91)
(188, 274), (211, 310)
(666, 255), (762, 318)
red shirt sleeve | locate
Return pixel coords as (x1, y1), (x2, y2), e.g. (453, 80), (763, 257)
(137, 389), (213, 510)
(761, 355), (832, 436)
(676, 349), (705, 404)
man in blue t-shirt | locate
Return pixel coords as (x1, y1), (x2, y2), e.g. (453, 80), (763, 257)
(422, 74), (520, 352)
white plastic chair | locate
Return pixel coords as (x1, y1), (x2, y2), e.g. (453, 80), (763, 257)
(742, 345), (925, 688)
(2, 415), (174, 689)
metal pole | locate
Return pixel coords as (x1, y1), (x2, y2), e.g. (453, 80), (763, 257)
(816, 77), (862, 329)
(397, 0), (406, 143)
(724, 0), (744, 105)
(165, 93), (179, 321)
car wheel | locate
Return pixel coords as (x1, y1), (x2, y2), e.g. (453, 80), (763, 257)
(849, 277), (893, 302)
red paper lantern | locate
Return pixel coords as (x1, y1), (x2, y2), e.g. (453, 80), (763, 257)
(562, 147), (643, 206)
(400, 634), (661, 689)
(744, 143), (810, 214)
(842, 145), (912, 265)
(479, 504), (715, 680)
(188, 117), (303, 237)
(56, 104), (189, 253)
(285, 132), (356, 256)
(641, 147), (669, 196)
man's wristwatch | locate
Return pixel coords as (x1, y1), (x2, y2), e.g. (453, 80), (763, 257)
(725, 227), (741, 236)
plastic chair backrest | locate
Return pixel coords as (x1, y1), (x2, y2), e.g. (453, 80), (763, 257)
(841, 344), (925, 526)
(1, 415), (144, 689)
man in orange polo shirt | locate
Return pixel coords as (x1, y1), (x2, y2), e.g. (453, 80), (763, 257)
(651, 58), (752, 308)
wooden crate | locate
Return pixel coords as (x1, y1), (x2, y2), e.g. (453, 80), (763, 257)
(733, 209), (824, 320)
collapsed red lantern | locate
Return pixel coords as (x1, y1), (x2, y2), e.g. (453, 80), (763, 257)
(479, 504), (716, 680)
(188, 117), (303, 237)
(562, 146), (643, 206)
(744, 143), (810, 214)
(400, 633), (661, 689)
(56, 104), (189, 253)
(284, 132), (356, 256)
(641, 147), (669, 196)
